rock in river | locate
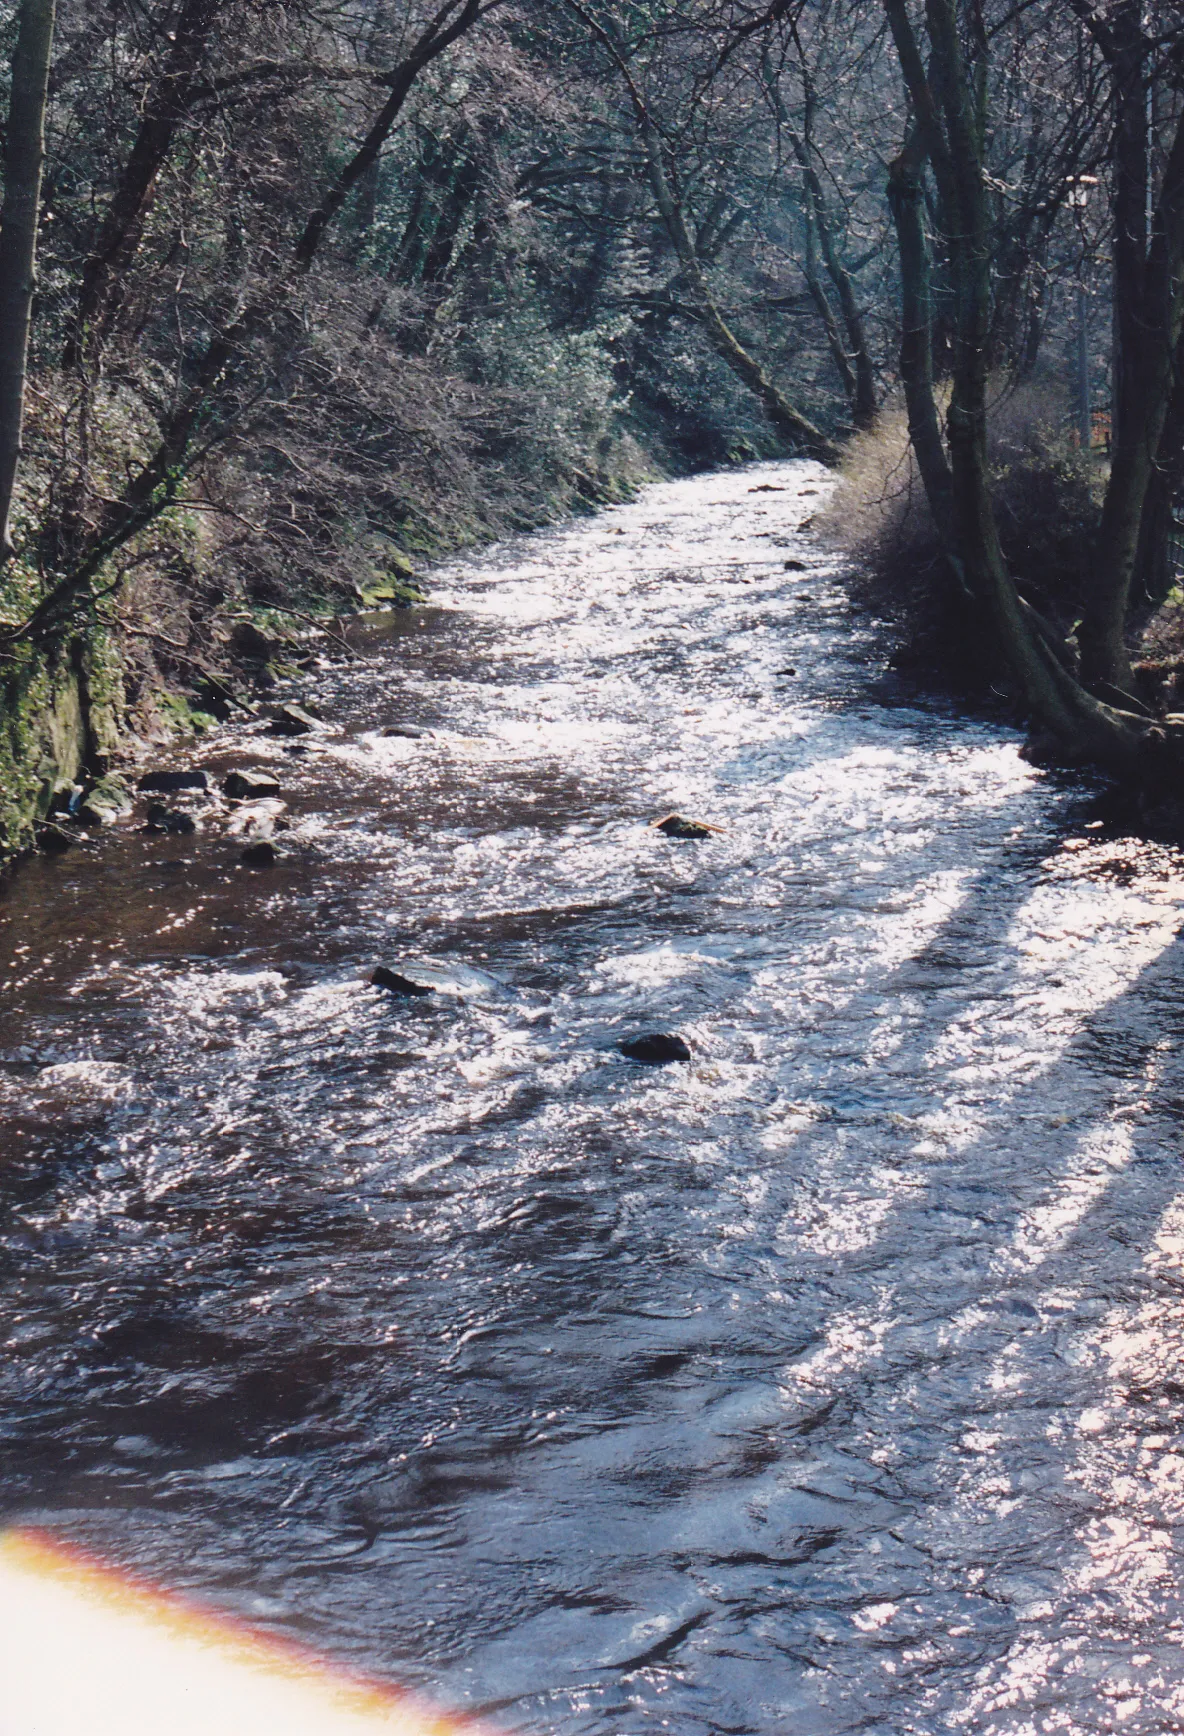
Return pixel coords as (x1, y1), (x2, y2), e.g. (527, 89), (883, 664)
(145, 804), (197, 835)
(619, 1033), (692, 1065)
(137, 769), (209, 793)
(651, 812), (725, 840)
(267, 703), (317, 737)
(79, 775), (134, 827)
(223, 770), (282, 800)
(372, 966), (435, 997)
(240, 840), (277, 868)
(371, 959), (505, 999)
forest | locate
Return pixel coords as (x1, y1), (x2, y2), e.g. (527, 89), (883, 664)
(0, 0), (1183, 849)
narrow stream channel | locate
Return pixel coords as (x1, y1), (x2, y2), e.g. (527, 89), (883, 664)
(4, 460), (1184, 1734)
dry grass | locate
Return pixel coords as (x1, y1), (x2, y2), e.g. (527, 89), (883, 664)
(818, 383), (1106, 677)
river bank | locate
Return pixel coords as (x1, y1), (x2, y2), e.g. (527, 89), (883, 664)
(4, 460), (1184, 1734)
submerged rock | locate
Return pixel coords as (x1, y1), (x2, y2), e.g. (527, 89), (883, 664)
(372, 966), (434, 997)
(267, 703), (317, 737)
(137, 770), (209, 794)
(145, 804), (197, 835)
(381, 724), (426, 739)
(783, 558), (808, 571)
(619, 1033), (692, 1065)
(240, 840), (277, 867)
(651, 812), (725, 840)
(223, 770), (282, 800)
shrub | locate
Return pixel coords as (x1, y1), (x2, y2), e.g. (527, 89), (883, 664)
(819, 383), (1105, 681)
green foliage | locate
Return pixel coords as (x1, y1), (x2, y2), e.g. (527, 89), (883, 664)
(155, 690), (217, 736)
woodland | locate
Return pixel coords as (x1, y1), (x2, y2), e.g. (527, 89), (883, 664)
(2, 0), (1184, 848)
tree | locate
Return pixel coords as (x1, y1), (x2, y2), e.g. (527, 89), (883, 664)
(565, 0), (842, 463)
(0, 0), (56, 560)
(878, 0), (1176, 768)
(1067, 0), (1184, 692)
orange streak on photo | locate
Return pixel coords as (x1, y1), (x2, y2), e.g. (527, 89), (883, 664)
(0, 1527), (484, 1736)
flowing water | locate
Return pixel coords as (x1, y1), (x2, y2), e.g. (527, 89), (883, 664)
(4, 460), (1184, 1735)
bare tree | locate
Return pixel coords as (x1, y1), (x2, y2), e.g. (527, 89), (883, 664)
(0, 0), (56, 560)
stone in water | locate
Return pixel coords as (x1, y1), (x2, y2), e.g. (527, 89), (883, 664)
(619, 1033), (692, 1064)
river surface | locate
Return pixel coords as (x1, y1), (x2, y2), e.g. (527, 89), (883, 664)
(4, 460), (1184, 1734)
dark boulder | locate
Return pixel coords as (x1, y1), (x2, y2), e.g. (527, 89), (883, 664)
(619, 1033), (692, 1065)
(240, 840), (277, 867)
(36, 821), (76, 854)
(223, 770), (282, 800)
(137, 769), (209, 794)
(268, 704), (317, 737)
(372, 966), (434, 997)
(652, 812), (724, 840)
(381, 724), (426, 740)
(783, 558), (808, 572)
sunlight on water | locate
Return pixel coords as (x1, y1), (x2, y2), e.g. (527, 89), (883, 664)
(4, 460), (1184, 1734)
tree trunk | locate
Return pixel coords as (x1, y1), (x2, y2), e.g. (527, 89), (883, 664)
(567, 0), (838, 463)
(792, 150), (877, 428)
(1132, 330), (1184, 619)
(293, 0), (486, 273)
(0, 0), (56, 561)
(1075, 6), (1184, 691)
(886, 135), (953, 546)
(801, 206), (859, 410)
(10, 0), (492, 641)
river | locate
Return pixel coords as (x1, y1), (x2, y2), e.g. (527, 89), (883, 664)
(3, 459), (1184, 1734)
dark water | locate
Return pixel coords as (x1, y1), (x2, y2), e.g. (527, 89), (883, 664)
(4, 461), (1184, 1734)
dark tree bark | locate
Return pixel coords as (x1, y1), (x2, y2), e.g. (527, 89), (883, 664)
(886, 130), (953, 547)
(1132, 331), (1184, 617)
(0, 0), (56, 560)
